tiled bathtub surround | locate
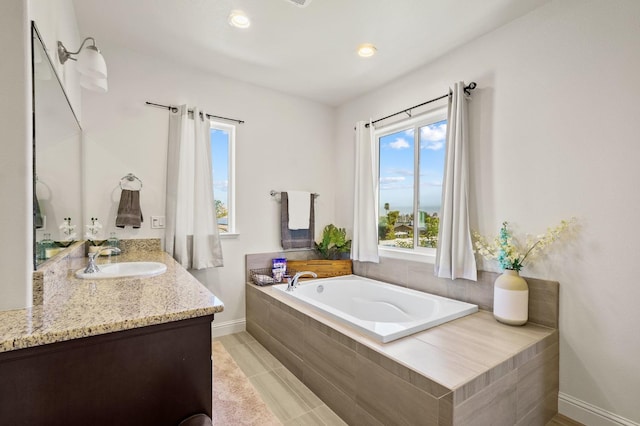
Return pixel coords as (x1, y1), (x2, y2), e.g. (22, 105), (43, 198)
(246, 251), (560, 425)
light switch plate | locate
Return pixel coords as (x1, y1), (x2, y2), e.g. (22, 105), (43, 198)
(151, 216), (165, 229)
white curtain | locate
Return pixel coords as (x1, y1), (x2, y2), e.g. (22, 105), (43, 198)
(351, 120), (379, 263)
(435, 82), (477, 280)
(166, 105), (223, 270)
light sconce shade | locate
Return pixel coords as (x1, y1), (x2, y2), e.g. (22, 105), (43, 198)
(80, 75), (108, 93)
(357, 43), (377, 58)
(57, 37), (108, 92)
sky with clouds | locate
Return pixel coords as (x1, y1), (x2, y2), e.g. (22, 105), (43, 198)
(379, 120), (447, 215)
(211, 128), (229, 216)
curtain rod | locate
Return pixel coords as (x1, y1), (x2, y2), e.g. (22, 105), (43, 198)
(365, 82), (476, 128)
(145, 101), (245, 124)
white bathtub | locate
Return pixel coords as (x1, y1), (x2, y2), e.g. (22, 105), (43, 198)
(273, 275), (478, 343)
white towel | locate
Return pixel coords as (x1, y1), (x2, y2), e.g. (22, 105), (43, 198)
(287, 191), (311, 230)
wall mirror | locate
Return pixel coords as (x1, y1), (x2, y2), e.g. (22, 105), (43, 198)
(32, 23), (83, 269)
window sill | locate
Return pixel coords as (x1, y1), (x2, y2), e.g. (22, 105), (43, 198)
(378, 246), (436, 264)
(219, 232), (239, 239)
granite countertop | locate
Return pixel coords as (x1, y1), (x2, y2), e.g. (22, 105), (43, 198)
(0, 249), (223, 353)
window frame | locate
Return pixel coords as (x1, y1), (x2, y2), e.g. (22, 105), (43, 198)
(375, 107), (447, 262)
(210, 120), (237, 237)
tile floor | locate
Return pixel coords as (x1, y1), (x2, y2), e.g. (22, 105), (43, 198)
(214, 331), (347, 426)
(215, 331), (581, 426)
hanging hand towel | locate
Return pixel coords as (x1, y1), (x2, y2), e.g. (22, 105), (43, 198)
(116, 189), (143, 228)
(287, 190), (311, 230)
(281, 192), (315, 250)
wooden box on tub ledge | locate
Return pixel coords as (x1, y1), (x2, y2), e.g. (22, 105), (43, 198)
(287, 259), (352, 278)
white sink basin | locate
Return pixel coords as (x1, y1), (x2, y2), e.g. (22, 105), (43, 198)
(75, 261), (167, 280)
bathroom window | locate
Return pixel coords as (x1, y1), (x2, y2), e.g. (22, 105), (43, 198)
(210, 121), (236, 235)
(376, 108), (447, 256)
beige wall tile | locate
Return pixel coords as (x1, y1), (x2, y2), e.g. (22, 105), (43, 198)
(464, 270), (495, 310)
(516, 390), (558, 426)
(304, 320), (357, 397)
(445, 278), (468, 302)
(526, 277), (559, 328)
(355, 341), (450, 398)
(453, 370), (518, 426)
(269, 300), (305, 357)
(452, 358), (514, 406)
(306, 316), (357, 351)
(406, 261), (449, 298)
(361, 257), (409, 286)
(438, 311), (553, 356)
(514, 330), (558, 368)
(246, 321), (271, 351)
(303, 364), (356, 425)
(354, 405), (385, 426)
(438, 392), (454, 426)
(416, 321), (517, 369)
(270, 334), (304, 380)
(516, 343), (559, 420)
(352, 260), (367, 276)
(246, 285), (270, 330)
(356, 355), (439, 425)
(368, 333), (486, 390)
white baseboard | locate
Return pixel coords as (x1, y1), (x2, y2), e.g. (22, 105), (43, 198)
(211, 318), (246, 338)
(559, 393), (639, 426)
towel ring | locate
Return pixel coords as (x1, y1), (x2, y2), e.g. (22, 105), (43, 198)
(120, 173), (143, 190)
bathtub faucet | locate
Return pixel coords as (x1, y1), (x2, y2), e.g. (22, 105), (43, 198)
(286, 271), (318, 291)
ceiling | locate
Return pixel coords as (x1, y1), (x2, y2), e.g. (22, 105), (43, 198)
(73, 0), (550, 106)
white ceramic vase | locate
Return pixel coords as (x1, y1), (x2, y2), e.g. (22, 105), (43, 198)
(493, 269), (529, 326)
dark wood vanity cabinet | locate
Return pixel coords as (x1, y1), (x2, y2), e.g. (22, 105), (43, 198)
(0, 315), (214, 426)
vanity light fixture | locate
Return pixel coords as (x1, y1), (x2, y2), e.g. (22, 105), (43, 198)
(228, 10), (251, 28)
(357, 43), (377, 58)
(57, 37), (108, 92)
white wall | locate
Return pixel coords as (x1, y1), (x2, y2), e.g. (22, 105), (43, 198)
(0, 0), (83, 311)
(0, 1), (32, 310)
(335, 0), (640, 423)
(81, 44), (336, 328)
(30, 0), (82, 119)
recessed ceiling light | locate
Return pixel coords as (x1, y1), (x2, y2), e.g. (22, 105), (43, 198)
(229, 10), (250, 29)
(357, 43), (377, 58)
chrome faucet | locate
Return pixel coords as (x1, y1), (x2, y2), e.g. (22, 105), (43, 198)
(84, 247), (122, 273)
(286, 271), (317, 291)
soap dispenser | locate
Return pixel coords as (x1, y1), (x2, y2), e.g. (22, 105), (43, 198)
(40, 233), (55, 259)
(107, 232), (120, 255)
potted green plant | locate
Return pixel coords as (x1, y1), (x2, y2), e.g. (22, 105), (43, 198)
(287, 224), (353, 278)
(315, 224), (351, 260)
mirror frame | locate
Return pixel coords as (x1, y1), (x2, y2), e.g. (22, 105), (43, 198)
(32, 22), (83, 269)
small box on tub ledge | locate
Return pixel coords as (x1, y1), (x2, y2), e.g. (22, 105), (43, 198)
(286, 259), (352, 279)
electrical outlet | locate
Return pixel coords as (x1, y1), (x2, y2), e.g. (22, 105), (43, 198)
(151, 216), (165, 229)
